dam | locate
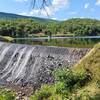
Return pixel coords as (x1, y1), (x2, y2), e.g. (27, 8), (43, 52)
(0, 42), (90, 88)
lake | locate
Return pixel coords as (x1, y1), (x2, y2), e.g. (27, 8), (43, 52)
(13, 36), (100, 48)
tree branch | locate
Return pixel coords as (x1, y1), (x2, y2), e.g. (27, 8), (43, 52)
(32, 0), (51, 9)
(31, 0), (51, 16)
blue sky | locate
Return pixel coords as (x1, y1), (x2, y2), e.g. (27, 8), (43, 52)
(0, 0), (100, 20)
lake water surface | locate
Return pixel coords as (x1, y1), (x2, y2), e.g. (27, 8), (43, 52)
(13, 36), (100, 48)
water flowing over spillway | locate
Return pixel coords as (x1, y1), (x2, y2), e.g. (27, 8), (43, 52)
(0, 42), (90, 87)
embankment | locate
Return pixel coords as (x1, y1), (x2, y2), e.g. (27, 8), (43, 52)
(0, 42), (90, 88)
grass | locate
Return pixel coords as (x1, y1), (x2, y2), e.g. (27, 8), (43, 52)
(72, 42), (100, 99)
(0, 88), (15, 100)
(0, 36), (14, 42)
(74, 42), (100, 80)
(3, 36), (14, 41)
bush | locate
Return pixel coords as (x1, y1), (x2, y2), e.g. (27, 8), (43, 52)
(48, 94), (63, 100)
(0, 89), (15, 100)
(53, 68), (90, 91)
(54, 82), (69, 97)
(30, 85), (54, 100)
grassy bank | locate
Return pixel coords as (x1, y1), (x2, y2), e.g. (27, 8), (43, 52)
(72, 43), (100, 99)
(0, 36), (13, 42)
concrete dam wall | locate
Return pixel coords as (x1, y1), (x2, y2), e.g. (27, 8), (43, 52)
(0, 42), (90, 88)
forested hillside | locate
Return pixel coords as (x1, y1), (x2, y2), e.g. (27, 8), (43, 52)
(61, 18), (100, 36)
(0, 13), (100, 38)
(0, 18), (58, 38)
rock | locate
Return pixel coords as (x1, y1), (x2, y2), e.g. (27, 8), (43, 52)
(0, 42), (90, 89)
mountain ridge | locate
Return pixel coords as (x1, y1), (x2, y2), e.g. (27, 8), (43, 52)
(0, 12), (57, 22)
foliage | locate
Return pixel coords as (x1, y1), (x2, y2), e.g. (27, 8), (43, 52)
(30, 85), (54, 100)
(54, 68), (90, 92)
(31, 68), (90, 100)
(60, 18), (100, 36)
(0, 18), (100, 39)
(96, 80), (100, 88)
(0, 89), (15, 100)
(73, 43), (100, 99)
(90, 93), (100, 100)
(74, 43), (100, 81)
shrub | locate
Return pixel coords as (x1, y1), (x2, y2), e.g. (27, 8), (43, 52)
(54, 82), (69, 97)
(53, 68), (75, 91)
(73, 71), (91, 89)
(48, 94), (63, 100)
(30, 85), (54, 100)
(0, 89), (15, 100)
(53, 68), (90, 91)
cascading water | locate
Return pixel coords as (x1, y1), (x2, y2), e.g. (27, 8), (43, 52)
(0, 42), (90, 87)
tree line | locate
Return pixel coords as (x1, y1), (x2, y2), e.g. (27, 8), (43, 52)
(0, 18), (100, 38)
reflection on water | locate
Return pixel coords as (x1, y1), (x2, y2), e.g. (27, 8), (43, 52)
(13, 36), (100, 48)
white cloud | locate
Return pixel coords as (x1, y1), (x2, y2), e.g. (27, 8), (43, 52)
(20, 0), (69, 16)
(15, 0), (28, 2)
(95, 0), (100, 5)
(84, 3), (89, 9)
(84, 3), (95, 12)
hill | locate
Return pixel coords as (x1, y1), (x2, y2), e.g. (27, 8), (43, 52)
(0, 12), (56, 23)
(60, 18), (100, 36)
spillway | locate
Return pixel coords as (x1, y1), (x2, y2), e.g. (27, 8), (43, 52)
(0, 42), (90, 88)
